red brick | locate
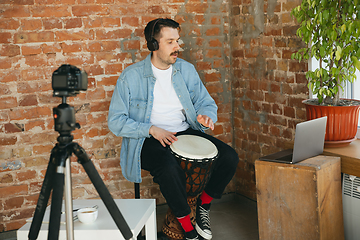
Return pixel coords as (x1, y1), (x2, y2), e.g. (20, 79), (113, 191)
(209, 39), (222, 47)
(9, 106), (51, 120)
(123, 40), (140, 50)
(96, 29), (132, 40)
(7, 0), (34, 4)
(0, 44), (21, 57)
(87, 88), (106, 100)
(0, 136), (17, 146)
(17, 170), (37, 182)
(4, 208), (34, 221)
(43, 18), (62, 30)
(0, 19), (20, 30)
(105, 63), (123, 74)
(283, 49), (297, 59)
(185, 3), (208, 13)
(99, 158), (120, 169)
(21, 19), (42, 31)
(64, 18), (83, 29)
(0, 174), (13, 183)
(83, 17), (102, 28)
(4, 123), (24, 133)
(90, 101), (110, 112)
(21, 45), (42, 55)
(55, 30), (93, 41)
(72, 5), (109, 17)
(61, 42), (82, 53)
(0, 96), (17, 109)
(205, 49), (222, 58)
(206, 82), (223, 94)
(295, 73), (307, 84)
(289, 61), (307, 72)
(284, 106), (295, 118)
(24, 55), (48, 67)
(0, 185), (28, 198)
(122, 17), (139, 27)
(283, 0), (302, 11)
(85, 64), (104, 76)
(102, 41), (121, 51)
(0, 6), (31, 18)
(196, 62), (212, 71)
(204, 72), (221, 82)
(205, 27), (220, 36)
(14, 31), (54, 43)
(19, 94), (38, 106)
(275, 38), (287, 47)
(25, 120), (45, 131)
(264, 26), (282, 36)
(102, 17), (121, 27)
(41, 43), (61, 53)
(97, 75), (118, 87)
(32, 6), (71, 17)
(0, 32), (12, 44)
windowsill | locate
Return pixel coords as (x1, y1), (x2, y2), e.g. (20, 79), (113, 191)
(323, 139), (360, 177)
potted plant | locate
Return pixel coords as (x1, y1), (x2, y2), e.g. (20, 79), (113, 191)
(291, 0), (360, 147)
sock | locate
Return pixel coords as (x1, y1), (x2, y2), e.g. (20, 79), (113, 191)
(200, 191), (213, 205)
(177, 215), (194, 232)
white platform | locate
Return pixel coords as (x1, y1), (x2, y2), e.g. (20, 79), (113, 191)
(17, 199), (157, 240)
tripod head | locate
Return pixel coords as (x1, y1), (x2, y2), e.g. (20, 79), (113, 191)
(52, 65), (88, 142)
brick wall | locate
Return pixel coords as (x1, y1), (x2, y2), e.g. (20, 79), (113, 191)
(0, 0), (233, 231)
(230, 0), (308, 199)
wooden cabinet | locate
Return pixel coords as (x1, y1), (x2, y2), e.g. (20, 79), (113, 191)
(255, 155), (344, 240)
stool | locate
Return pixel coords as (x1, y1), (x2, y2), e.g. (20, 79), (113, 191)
(255, 155), (344, 240)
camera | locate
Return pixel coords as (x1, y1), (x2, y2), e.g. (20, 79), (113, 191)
(52, 64), (87, 135)
(52, 64), (88, 97)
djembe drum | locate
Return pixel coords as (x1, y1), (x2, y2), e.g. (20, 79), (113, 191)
(162, 135), (218, 240)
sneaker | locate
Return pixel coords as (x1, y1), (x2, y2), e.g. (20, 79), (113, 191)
(184, 229), (200, 240)
(195, 198), (212, 239)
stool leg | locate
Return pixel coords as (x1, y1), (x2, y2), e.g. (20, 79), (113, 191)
(135, 183), (140, 199)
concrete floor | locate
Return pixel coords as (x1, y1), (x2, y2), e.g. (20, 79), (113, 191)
(1, 194), (259, 240)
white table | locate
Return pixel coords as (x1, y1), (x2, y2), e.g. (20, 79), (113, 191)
(17, 199), (157, 240)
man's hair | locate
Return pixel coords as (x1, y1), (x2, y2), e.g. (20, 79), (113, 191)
(144, 18), (180, 43)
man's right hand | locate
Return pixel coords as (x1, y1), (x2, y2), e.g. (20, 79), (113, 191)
(149, 126), (177, 147)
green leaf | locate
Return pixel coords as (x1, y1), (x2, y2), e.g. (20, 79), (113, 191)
(335, 46), (342, 61)
(351, 56), (360, 71)
(341, 24), (346, 33)
(320, 46), (325, 58)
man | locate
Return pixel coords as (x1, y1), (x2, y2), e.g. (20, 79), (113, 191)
(108, 18), (239, 240)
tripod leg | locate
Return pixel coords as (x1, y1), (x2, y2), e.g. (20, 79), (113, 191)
(82, 160), (133, 239)
(48, 168), (65, 240)
(72, 143), (133, 240)
(28, 159), (57, 240)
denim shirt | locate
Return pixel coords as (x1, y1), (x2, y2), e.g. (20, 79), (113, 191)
(108, 54), (218, 183)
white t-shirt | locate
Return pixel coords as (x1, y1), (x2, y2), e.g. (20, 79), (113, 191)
(150, 64), (189, 132)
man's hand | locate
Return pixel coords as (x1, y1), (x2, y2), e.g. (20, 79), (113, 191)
(197, 114), (214, 130)
(149, 126), (177, 147)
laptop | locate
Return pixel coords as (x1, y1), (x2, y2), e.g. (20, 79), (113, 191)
(259, 116), (327, 164)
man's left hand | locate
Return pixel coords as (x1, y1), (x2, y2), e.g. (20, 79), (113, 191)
(197, 114), (214, 130)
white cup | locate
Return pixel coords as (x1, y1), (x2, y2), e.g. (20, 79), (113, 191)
(77, 207), (98, 224)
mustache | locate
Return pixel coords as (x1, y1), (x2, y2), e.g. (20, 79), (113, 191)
(170, 51), (180, 56)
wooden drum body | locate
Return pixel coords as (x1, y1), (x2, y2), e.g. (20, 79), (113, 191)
(162, 135), (218, 240)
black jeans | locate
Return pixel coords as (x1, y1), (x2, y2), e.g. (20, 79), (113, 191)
(141, 128), (239, 218)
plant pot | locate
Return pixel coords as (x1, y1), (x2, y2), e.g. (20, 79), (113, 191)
(303, 99), (360, 148)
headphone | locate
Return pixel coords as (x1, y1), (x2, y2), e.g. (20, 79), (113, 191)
(147, 19), (161, 51)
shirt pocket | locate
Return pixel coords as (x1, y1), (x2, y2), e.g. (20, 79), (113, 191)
(129, 99), (147, 120)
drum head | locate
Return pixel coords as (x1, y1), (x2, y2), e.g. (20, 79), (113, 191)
(170, 135), (218, 160)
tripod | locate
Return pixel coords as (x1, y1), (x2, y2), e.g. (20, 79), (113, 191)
(28, 97), (134, 240)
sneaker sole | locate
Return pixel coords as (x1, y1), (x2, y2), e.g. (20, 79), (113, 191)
(195, 223), (212, 240)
